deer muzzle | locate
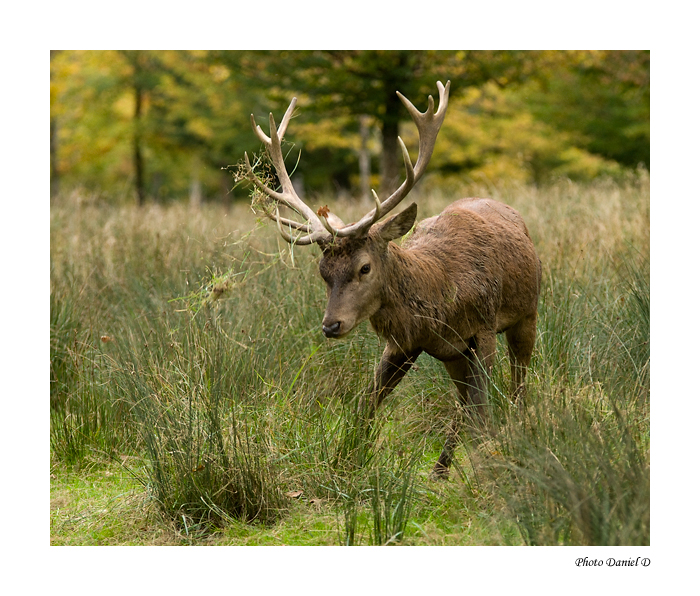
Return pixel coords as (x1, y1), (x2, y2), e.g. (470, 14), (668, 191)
(322, 321), (342, 338)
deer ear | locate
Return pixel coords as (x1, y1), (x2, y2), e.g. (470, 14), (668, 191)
(374, 203), (417, 243)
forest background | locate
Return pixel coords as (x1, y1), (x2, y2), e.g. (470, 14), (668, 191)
(50, 50), (649, 204)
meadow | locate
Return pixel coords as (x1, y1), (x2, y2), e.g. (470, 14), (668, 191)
(50, 173), (649, 546)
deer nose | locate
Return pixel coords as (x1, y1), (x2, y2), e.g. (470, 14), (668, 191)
(322, 321), (342, 338)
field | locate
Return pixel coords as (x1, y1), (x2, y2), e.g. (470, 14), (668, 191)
(50, 174), (650, 546)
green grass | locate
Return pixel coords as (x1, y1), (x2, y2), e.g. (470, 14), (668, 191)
(50, 174), (649, 545)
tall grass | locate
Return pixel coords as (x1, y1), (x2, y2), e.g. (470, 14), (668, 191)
(477, 175), (650, 545)
(489, 389), (650, 545)
(50, 173), (649, 543)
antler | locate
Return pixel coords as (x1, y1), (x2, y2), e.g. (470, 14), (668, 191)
(331, 80), (450, 238)
(245, 80), (450, 245)
(244, 98), (333, 245)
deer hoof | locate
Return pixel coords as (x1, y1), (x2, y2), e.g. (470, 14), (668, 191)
(431, 462), (450, 480)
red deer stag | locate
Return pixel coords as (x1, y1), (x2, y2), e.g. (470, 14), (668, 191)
(243, 81), (541, 476)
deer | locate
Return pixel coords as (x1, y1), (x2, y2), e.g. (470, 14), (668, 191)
(242, 81), (541, 476)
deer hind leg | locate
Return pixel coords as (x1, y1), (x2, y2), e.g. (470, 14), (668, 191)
(505, 314), (537, 404)
(433, 332), (496, 477)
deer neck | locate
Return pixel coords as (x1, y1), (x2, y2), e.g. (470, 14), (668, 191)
(369, 242), (446, 349)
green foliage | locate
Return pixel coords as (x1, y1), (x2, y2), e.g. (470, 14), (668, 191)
(524, 50), (650, 169)
(338, 453), (419, 546)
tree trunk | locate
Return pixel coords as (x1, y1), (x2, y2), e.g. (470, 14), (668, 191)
(358, 115), (371, 201)
(50, 50), (60, 198)
(379, 82), (403, 198)
(50, 116), (59, 198)
(133, 80), (145, 206)
(189, 156), (203, 208)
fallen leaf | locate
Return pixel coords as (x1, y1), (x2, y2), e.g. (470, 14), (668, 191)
(317, 205), (330, 218)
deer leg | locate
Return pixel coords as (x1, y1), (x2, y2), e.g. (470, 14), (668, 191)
(433, 332), (495, 477)
(359, 346), (422, 418)
(477, 329), (497, 381)
(505, 314), (537, 404)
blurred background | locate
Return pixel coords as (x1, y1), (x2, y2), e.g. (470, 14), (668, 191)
(49, 50), (649, 206)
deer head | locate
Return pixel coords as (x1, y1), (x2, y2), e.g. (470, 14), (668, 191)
(244, 81), (450, 338)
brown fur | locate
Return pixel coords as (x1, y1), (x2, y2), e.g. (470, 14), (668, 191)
(319, 197), (541, 476)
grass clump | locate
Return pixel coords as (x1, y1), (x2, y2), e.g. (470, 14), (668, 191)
(115, 314), (288, 530)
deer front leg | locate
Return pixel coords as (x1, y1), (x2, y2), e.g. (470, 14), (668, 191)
(358, 346), (422, 418)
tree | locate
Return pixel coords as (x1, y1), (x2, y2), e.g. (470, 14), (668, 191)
(50, 50), (62, 197)
(119, 51), (151, 205)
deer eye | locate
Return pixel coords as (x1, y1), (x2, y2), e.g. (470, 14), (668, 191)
(360, 264), (371, 276)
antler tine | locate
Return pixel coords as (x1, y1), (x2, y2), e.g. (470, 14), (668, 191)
(250, 113), (271, 145)
(274, 207), (296, 243)
(334, 80), (450, 238)
(273, 208), (317, 245)
(250, 97), (298, 146)
(257, 204), (311, 233)
(366, 189), (384, 226)
(277, 97), (297, 139)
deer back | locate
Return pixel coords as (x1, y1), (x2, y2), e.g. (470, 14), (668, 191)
(367, 198), (541, 358)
